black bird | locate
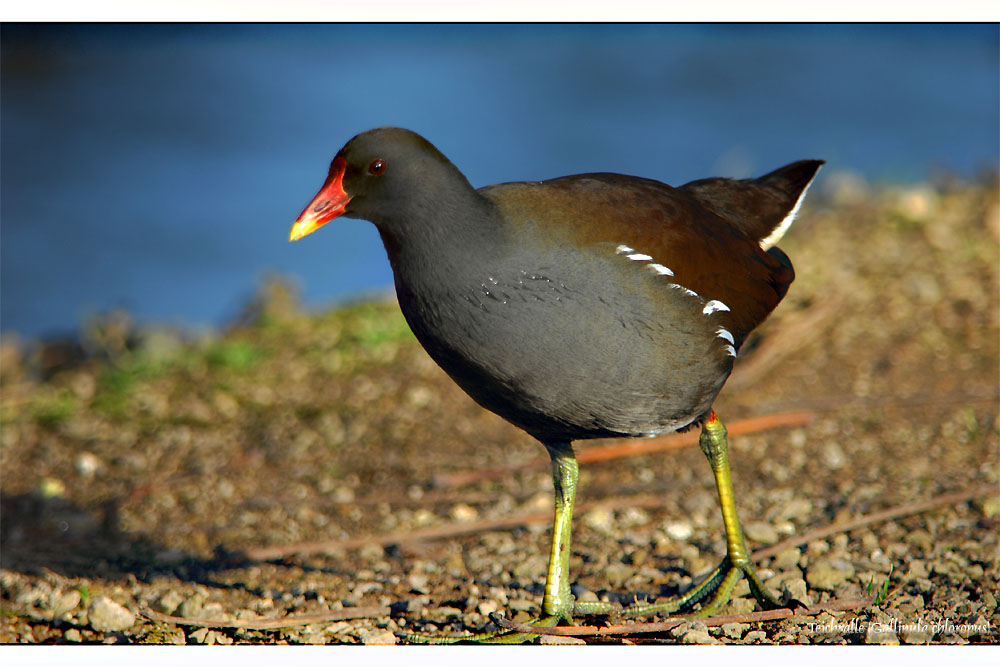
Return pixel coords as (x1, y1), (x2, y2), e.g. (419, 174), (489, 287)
(290, 127), (823, 642)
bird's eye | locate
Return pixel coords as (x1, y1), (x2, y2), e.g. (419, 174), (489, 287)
(368, 159), (386, 175)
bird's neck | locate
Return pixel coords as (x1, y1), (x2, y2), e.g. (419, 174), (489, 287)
(376, 185), (506, 286)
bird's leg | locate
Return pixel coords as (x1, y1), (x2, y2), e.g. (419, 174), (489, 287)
(622, 410), (783, 619)
(402, 441), (616, 643)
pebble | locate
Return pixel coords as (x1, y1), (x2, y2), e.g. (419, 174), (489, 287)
(806, 559), (855, 591)
(772, 547), (801, 571)
(449, 503), (478, 522)
(63, 628), (83, 642)
(176, 595), (206, 618)
(359, 628), (397, 645)
(721, 622), (747, 639)
(744, 521), (780, 545)
(865, 623), (899, 644)
(52, 590), (82, 616)
(976, 494), (1000, 519)
(582, 507), (615, 533)
(821, 442), (846, 469)
(75, 452), (102, 478)
(664, 520), (693, 541)
(899, 624), (933, 644)
(603, 563), (633, 589)
(743, 630), (767, 643)
(88, 596), (135, 632)
(777, 498), (813, 521)
(678, 622), (722, 645)
(539, 635), (586, 645)
(188, 627), (212, 644)
(477, 600), (500, 616)
(725, 597), (756, 615)
(407, 573), (430, 594)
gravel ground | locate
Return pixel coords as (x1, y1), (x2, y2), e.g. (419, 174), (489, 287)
(1, 174), (998, 645)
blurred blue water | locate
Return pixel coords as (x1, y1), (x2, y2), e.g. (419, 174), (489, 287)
(2, 24), (997, 340)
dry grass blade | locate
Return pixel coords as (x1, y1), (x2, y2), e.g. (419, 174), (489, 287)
(751, 483), (1000, 561)
(140, 605), (390, 630)
(244, 494), (671, 561)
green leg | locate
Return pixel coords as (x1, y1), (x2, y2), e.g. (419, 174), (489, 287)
(400, 413), (783, 643)
(403, 441), (613, 643)
(623, 410), (782, 619)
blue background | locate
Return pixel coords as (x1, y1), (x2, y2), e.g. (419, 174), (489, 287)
(2, 24), (997, 340)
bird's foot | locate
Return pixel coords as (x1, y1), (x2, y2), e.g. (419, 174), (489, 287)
(621, 555), (784, 619)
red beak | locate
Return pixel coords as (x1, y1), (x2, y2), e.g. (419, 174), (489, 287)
(289, 157), (352, 241)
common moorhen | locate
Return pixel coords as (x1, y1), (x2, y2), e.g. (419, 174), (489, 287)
(289, 127), (822, 642)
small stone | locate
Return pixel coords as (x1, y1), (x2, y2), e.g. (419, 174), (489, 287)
(188, 627), (211, 644)
(407, 573), (429, 593)
(724, 596), (756, 615)
(358, 543), (385, 562)
(539, 635), (586, 645)
(63, 628), (83, 642)
(154, 590), (185, 615)
(773, 547), (801, 571)
(359, 628), (397, 645)
(744, 521), (779, 545)
(449, 503), (478, 522)
(743, 630), (767, 643)
(821, 442), (846, 470)
(477, 600), (500, 616)
(777, 498), (813, 521)
(865, 623), (899, 644)
(721, 622), (747, 639)
(679, 621), (722, 644)
(88, 596), (135, 632)
(176, 595), (206, 618)
(899, 624), (933, 644)
(75, 452), (102, 478)
(907, 560), (928, 579)
(603, 563), (633, 588)
(52, 590), (82, 616)
(806, 559), (855, 591)
(665, 520), (693, 540)
(582, 507), (614, 533)
(976, 494), (1000, 518)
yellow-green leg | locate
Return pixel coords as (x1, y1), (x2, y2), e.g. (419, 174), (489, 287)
(402, 441), (611, 643)
(622, 411), (782, 619)
(400, 412), (781, 643)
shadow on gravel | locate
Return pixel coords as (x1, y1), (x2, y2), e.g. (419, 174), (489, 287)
(0, 491), (337, 595)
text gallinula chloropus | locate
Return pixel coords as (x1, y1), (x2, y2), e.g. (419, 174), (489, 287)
(290, 127), (823, 642)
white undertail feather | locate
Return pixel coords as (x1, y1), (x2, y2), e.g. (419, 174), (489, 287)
(759, 170), (820, 251)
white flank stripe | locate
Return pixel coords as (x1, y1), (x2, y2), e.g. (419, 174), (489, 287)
(703, 300), (730, 315)
(648, 263), (674, 276)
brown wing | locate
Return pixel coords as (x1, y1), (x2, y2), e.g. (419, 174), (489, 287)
(481, 172), (795, 347)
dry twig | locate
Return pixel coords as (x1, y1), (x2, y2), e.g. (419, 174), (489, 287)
(489, 596), (870, 637)
(433, 409), (815, 488)
(752, 483), (999, 561)
(140, 605), (390, 630)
